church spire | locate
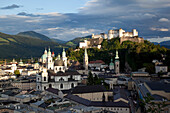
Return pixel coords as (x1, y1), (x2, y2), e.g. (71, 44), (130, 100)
(115, 50), (119, 60)
(62, 48), (66, 58)
(84, 48), (88, 70)
(47, 47), (51, 57)
(44, 48), (47, 54)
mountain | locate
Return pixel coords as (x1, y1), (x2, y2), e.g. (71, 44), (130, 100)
(51, 38), (66, 44)
(0, 32), (65, 58)
(17, 31), (51, 41)
(152, 40), (170, 49)
(160, 40), (170, 46)
(66, 35), (91, 47)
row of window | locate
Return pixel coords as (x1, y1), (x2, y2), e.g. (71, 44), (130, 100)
(37, 83), (75, 90)
(103, 108), (128, 111)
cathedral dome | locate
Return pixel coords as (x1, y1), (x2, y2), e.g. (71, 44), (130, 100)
(41, 54), (47, 59)
(54, 59), (64, 66)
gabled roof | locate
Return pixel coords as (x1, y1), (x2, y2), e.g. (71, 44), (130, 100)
(71, 85), (106, 94)
(45, 88), (59, 95)
(66, 94), (129, 108)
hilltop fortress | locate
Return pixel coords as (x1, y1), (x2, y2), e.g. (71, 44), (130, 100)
(79, 28), (144, 49)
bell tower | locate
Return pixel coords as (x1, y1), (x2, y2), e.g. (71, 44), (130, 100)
(46, 47), (54, 70)
(114, 50), (120, 74)
(62, 48), (67, 69)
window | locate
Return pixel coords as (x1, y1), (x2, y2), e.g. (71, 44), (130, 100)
(71, 83), (74, 88)
(60, 84), (63, 89)
(59, 67), (61, 71)
(38, 78), (39, 81)
(44, 77), (46, 81)
(44, 86), (46, 90)
(49, 84), (52, 88)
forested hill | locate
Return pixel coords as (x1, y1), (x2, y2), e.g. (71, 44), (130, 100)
(0, 32), (65, 58)
(67, 38), (170, 73)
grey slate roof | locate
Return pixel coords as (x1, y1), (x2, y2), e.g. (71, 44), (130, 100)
(71, 85), (107, 94)
(66, 94), (129, 108)
(145, 81), (170, 93)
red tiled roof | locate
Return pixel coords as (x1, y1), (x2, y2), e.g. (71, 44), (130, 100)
(89, 60), (105, 64)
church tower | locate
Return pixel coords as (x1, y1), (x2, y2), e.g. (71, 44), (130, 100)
(46, 47), (54, 70)
(83, 48), (88, 70)
(109, 59), (114, 70)
(62, 48), (67, 69)
(114, 50), (120, 74)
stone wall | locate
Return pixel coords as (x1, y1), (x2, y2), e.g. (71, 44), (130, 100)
(120, 36), (144, 44)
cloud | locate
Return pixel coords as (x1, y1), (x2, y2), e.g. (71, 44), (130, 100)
(150, 27), (169, 31)
(1, 4), (22, 10)
(148, 37), (170, 43)
(0, 0), (170, 41)
(159, 18), (169, 22)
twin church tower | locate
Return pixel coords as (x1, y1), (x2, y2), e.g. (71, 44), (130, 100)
(83, 48), (120, 74)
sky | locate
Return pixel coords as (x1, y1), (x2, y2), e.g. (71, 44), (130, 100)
(0, 0), (170, 42)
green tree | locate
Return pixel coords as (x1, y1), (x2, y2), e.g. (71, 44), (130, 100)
(14, 70), (20, 77)
(87, 71), (94, 85)
(140, 93), (167, 113)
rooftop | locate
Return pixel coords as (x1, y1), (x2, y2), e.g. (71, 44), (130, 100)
(71, 85), (107, 94)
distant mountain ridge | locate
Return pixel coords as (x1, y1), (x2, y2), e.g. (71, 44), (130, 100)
(17, 31), (66, 44)
(0, 32), (64, 58)
(152, 40), (170, 49)
(66, 35), (92, 47)
(17, 31), (51, 41)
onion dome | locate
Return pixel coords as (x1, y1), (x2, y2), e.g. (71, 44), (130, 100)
(54, 59), (64, 66)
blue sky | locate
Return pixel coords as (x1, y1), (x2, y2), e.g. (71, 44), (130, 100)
(0, 0), (88, 14)
(0, 0), (170, 42)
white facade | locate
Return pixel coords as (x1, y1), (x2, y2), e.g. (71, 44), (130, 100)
(79, 40), (88, 48)
(36, 48), (81, 91)
(36, 68), (81, 91)
(108, 28), (138, 39)
(155, 65), (168, 73)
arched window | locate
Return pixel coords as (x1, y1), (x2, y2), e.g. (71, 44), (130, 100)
(59, 67), (61, 71)
(38, 78), (39, 81)
(44, 86), (46, 90)
(44, 77), (46, 81)
(59, 77), (64, 81)
(38, 86), (39, 89)
(71, 83), (74, 88)
(60, 84), (63, 89)
(49, 84), (52, 88)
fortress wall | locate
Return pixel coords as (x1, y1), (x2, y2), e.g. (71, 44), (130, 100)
(120, 37), (144, 44)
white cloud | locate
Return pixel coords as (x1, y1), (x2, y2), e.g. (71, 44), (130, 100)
(46, 27), (63, 31)
(148, 37), (170, 43)
(150, 27), (169, 31)
(159, 18), (169, 22)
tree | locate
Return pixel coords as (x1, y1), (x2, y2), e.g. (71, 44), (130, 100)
(140, 93), (167, 113)
(14, 70), (20, 77)
(87, 71), (94, 85)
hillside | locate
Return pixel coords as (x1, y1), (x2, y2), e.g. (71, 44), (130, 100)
(0, 32), (65, 58)
(68, 38), (169, 73)
(152, 40), (170, 49)
(51, 38), (66, 44)
(17, 31), (51, 41)
(66, 35), (91, 47)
